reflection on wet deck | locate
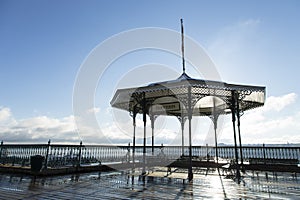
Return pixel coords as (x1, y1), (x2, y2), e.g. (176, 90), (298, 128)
(0, 168), (299, 199)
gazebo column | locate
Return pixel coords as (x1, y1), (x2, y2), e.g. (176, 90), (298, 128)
(181, 117), (186, 156)
(213, 119), (218, 163)
(236, 93), (244, 171)
(150, 115), (155, 156)
(187, 86), (193, 181)
(231, 90), (240, 180)
(212, 97), (219, 164)
(132, 107), (137, 165)
(142, 93), (147, 175)
(177, 115), (187, 157)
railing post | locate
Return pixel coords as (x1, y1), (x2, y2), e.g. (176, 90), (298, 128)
(127, 142), (130, 163)
(206, 143), (209, 162)
(44, 139), (51, 169)
(0, 141), (3, 161)
(263, 143), (266, 165)
(78, 141), (82, 167)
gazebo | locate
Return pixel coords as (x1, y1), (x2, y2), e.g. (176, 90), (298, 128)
(110, 20), (266, 181)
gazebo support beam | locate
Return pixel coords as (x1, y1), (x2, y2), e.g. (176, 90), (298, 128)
(132, 108), (137, 165)
(177, 115), (186, 157)
(181, 117), (185, 156)
(213, 97), (219, 164)
(213, 117), (219, 164)
(150, 115), (155, 156)
(236, 94), (244, 172)
(231, 91), (241, 181)
(142, 93), (147, 175)
(188, 86), (193, 181)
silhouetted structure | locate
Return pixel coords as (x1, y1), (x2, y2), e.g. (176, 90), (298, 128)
(110, 19), (266, 181)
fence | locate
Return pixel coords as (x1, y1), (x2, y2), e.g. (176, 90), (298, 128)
(0, 141), (299, 168)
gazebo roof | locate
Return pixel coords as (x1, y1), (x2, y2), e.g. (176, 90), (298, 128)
(110, 72), (266, 117)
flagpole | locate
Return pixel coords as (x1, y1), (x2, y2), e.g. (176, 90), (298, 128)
(181, 19), (185, 74)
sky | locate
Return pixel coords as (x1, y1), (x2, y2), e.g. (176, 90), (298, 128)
(0, 0), (300, 145)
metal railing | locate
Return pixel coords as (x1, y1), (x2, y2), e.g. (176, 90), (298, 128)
(0, 141), (299, 168)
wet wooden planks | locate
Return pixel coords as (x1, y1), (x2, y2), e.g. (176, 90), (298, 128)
(0, 169), (299, 199)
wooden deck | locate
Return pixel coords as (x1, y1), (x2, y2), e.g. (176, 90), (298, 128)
(0, 168), (299, 199)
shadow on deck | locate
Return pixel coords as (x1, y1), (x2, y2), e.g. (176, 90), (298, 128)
(0, 156), (299, 178)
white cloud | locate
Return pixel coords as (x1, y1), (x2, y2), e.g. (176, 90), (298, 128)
(86, 107), (100, 114)
(0, 107), (11, 121)
(0, 107), (79, 143)
(0, 107), (16, 126)
(263, 93), (297, 112)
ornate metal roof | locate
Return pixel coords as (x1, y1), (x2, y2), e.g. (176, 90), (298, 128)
(110, 72), (266, 117)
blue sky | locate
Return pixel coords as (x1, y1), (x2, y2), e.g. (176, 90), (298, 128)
(0, 0), (300, 144)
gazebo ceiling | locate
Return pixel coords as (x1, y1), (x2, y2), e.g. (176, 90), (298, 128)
(110, 72), (266, 117)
